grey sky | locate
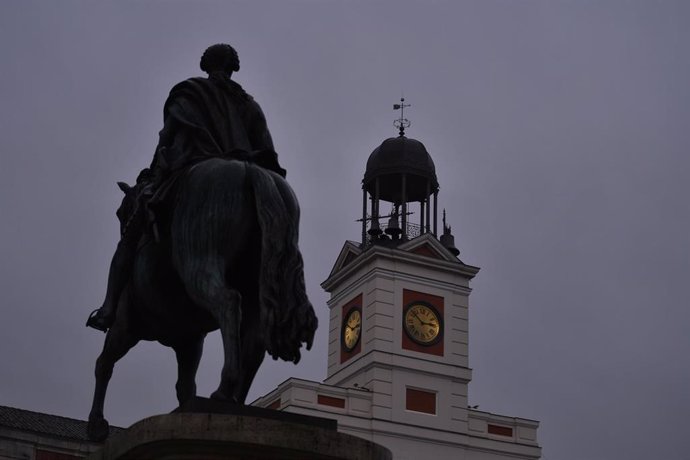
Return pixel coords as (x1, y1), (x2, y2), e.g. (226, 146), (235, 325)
(1, 1), (688, 459)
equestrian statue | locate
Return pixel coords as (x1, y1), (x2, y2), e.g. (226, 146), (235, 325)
(85, 44), (317, 441)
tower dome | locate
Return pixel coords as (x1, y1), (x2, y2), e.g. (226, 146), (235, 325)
(360, 99), (441, 245)
(364, 136), (439, 203)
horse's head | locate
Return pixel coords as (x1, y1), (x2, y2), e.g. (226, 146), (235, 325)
(116, 181), (137, 235)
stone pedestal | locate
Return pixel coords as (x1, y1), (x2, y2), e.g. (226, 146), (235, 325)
(87, 398), (391, 460)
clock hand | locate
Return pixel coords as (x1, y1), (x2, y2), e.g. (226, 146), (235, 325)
(346, 323), (361, 333)
(414, 313), (433, 327)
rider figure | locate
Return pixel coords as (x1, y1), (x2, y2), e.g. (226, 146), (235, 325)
(87, 44), (285, 332)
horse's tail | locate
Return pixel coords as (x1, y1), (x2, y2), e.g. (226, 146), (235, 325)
(247, 165), (317, 363)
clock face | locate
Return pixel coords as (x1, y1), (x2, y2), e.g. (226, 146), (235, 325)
(404, 303), (442, 346)
(342, 308), (362, 352)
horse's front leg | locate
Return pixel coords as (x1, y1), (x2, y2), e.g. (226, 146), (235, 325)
(172, 336), (205, 405)
(87, 321), (138, 441)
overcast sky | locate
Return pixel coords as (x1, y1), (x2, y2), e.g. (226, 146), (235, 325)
(1, 1), (689, 459)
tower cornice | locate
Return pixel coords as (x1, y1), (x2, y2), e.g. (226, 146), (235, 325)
(322, 235), (480, 293)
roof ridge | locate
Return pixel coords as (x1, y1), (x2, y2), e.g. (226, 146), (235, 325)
(0, 404), (124, 442)
(0, 404), (90, 424)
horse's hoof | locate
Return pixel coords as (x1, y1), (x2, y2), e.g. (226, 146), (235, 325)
(87, 417), (110, 442)
(210, 389), (228, 401)
(210, 390), (238, 403)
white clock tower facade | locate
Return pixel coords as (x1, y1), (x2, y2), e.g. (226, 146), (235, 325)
(254, 123), (541, 460)
(322, 236), (477, 435)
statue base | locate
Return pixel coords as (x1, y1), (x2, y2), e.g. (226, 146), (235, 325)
(87, 398), (391, 460)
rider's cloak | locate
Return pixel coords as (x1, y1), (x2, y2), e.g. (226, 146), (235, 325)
(151, 75), (284, 178)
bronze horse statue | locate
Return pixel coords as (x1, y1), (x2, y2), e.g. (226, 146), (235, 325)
(87, 158), (317, 441)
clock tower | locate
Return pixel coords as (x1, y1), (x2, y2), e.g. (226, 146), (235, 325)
(321, 121), (479, 433)
(254, 104), (541, 459)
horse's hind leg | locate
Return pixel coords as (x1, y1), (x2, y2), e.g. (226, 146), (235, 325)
(234, 290), (265, 404)
(210, 289), (242, 402)
(185, 270), (242, 402)
(172, 336), (204, 405)
(87, 321), (138, 441)
(234, 335), (264, 403)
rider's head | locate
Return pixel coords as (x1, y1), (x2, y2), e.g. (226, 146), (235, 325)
(200, 44), (240, 77)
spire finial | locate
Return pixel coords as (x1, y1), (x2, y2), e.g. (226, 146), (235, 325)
(393, 97), (411, 137)
(440, 209), (460, 256)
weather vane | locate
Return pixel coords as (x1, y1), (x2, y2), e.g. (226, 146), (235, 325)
(393, 97), (411, 136)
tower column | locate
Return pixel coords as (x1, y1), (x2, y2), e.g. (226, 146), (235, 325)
(433, 192), (438, 236)
(401, 174), (407, 239)
(362, 188), (367, 245)
(426, 182), (431, 233)
(375, 178), (380, 221)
